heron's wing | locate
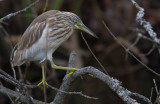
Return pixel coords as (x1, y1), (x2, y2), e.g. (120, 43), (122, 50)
(13, 10), (60, 66)
(18, 10), (60, 50)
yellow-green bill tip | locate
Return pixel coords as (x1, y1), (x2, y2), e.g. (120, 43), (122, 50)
(75, 22), (98, 38)
(81, 24), (98, 38)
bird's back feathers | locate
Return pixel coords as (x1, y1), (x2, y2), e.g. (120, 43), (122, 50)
(12, 10), (60, 66)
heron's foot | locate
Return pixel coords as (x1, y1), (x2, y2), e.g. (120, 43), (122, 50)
(67, 71), (74, 78)
(37, 79), (48, 90)
(80, 74), (93, 79)
(67, 68), (80, 78)
(88, 74), (94, 77)
(67, 70), (94, 79)
(67, 71), (84, 79)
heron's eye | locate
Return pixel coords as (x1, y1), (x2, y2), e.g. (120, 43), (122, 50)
(74, 21), (82, 27)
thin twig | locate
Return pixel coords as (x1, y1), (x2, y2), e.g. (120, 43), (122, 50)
(126, 33), (141, 51)
(0, 68), (17, 83)
(0, 73), (19, 86)
(138, 33), (156, 43)
(140, 44), (155, 56)
(0, 68), (35, 88)
(81, 33), (109, 75)
(102, 21), (160, 77)
(153, 79), (159, 95)
(0, 0), (42, 22)
(43, 0), (49, 13)
(150, 87), (153, 101)
(125, 33), (141, 61)
(0, 25), (13, 49)
(130, 92), (152, 104)
(20, 82), (98, 100)
(48, 85), (98, 100)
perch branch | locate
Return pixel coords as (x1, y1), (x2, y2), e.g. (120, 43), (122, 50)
(53, 51), (98, 104)
(53, 66), (151, 104)
(53, 52), (151, 104)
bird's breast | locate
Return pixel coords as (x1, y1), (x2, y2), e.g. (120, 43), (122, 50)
(47, 25), (73, 47)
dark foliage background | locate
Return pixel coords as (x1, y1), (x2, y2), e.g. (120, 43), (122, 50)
(0, 0), (160, 103)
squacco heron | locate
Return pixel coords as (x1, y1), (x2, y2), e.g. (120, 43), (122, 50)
(12, 10), (97, 88)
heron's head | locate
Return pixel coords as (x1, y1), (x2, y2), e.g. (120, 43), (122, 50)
(62, 12), (98, 38)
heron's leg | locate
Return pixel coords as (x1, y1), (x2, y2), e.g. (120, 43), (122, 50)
(37, 62), (48, 89)
(50, 60), (79, 78)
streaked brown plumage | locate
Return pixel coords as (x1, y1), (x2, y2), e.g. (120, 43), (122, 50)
(13, 10), (57, 66)
(12, 10), (97, 87)
(13, 10), (78, 66)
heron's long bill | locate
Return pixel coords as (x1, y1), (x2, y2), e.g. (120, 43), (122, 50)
(80, 24), (98, 38)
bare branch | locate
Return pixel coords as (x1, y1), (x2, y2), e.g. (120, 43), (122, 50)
(150, 87), (153, 101)
(0, 68), (21, 85)
(0, 82), (14, 104)
(130, 0), (160, 43)
(153, 79), (159, 95)
(77, 67), (140, 104)
(53, 66), (141, 104)
(81, 33), (109, 75)
(0, 71), (19, 86)
(76, 67), (152, 104)
(0, 0), (41, 22)
(0, 67), (97, 101)
(0, 85), (45, 104)
(130, 0), (160, 53)
(52, 52), (151, 104)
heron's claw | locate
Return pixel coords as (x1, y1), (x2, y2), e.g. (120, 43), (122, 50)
(88, 74), (94, 77)
(67, 71), (75, 78)
(37, 80), (48, 90)
(67, 70), (94, 79)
